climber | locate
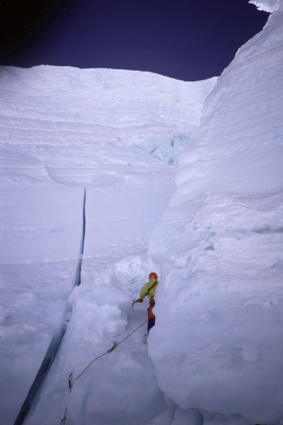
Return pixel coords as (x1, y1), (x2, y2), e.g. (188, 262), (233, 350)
(132, 272), (158, 333)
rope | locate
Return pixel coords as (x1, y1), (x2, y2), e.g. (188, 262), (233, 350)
(74, 318), (147, 383)
(114, 318), (147, 348)
(60, 408), (67, 425)
(61, 318), (147, 423)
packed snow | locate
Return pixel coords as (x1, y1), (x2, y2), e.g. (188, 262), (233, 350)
(0, 65), (215, 425)
(148, 2), (283, 424)
(0, 1), (283, 424)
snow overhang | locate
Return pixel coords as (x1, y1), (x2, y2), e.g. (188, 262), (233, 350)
(249, 0), (281, 12)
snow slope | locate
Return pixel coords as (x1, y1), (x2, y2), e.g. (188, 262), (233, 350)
(148, 2), (283, 424)
(0, 66), (215, 425)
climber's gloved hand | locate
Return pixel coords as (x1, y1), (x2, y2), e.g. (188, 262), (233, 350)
(132, 298), (143, 306)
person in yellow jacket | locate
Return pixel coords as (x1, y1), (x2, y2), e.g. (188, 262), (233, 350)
(136, 271), (158, 302)
(133, 272), (158, 333)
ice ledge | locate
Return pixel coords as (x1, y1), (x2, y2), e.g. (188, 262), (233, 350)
(249, 0), (281, 12)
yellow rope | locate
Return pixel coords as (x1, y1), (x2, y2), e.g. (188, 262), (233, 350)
(61, 318), (147, 423)
(74, 318), (147, 383)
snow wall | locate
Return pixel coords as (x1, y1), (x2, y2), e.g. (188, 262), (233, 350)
(148, 2), (283, 424)
(0, 66), (215, 425)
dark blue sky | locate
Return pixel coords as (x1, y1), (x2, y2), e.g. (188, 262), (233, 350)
(0, 0), (269, 81)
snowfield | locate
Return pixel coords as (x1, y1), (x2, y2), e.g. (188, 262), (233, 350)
(1, 1), (283, 424)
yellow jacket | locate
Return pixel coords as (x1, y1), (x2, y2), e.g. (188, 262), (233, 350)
(140, 278), (158, 301)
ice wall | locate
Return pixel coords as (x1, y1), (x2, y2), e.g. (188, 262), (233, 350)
(148, 4), (283, 424)
(0, 67), (215, 425)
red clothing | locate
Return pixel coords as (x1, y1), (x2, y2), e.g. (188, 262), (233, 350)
(147, 305), (155, 319)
